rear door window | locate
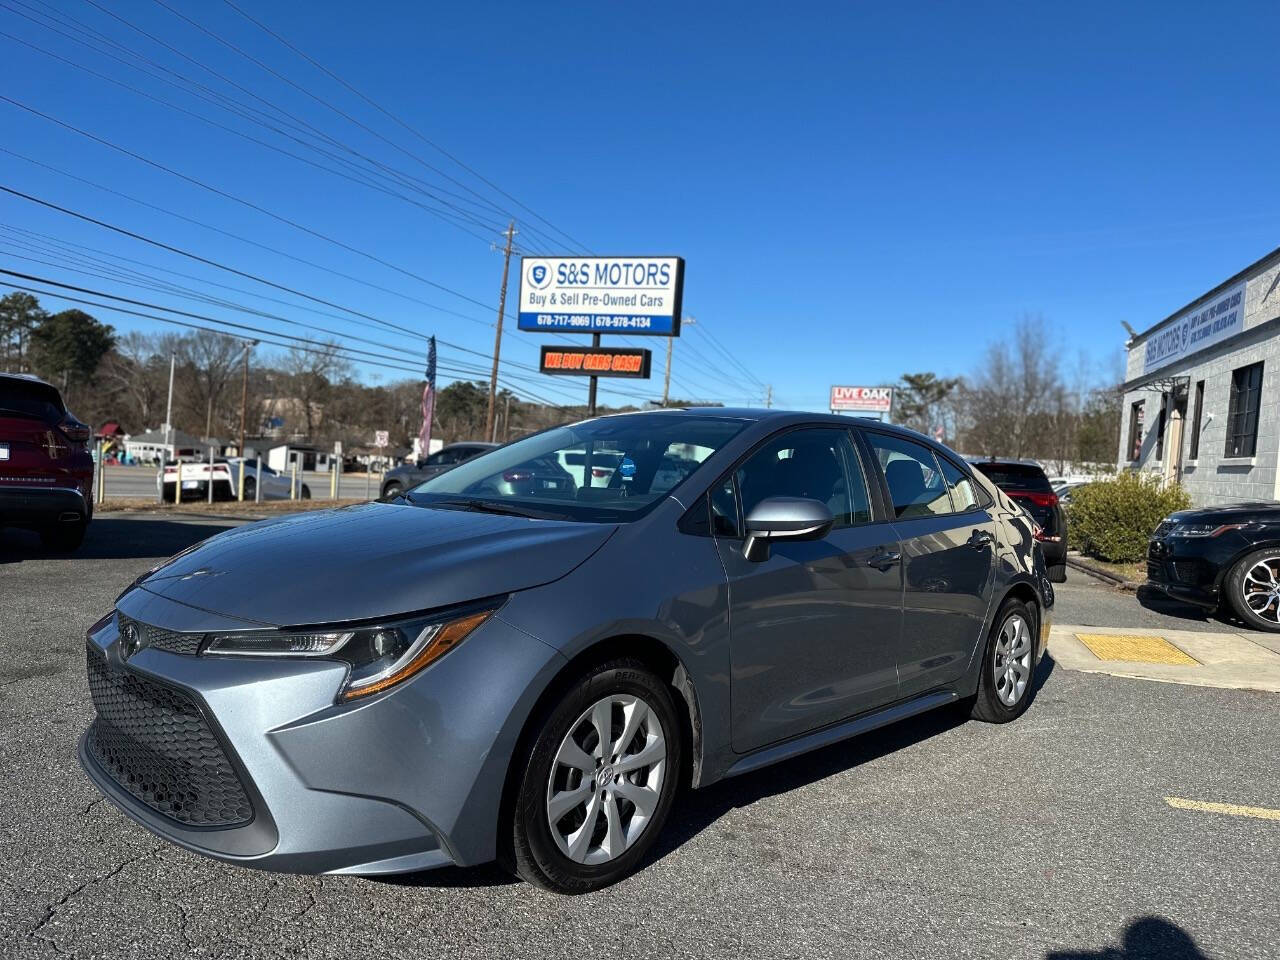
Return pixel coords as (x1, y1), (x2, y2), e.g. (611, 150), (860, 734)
(937, 457), (982, 511)
(866, 433), (954, 518)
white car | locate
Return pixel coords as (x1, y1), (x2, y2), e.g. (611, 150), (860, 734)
(159, 458), (310, 502)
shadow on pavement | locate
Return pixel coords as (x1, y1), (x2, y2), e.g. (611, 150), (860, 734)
(1135, 583), (1259, 633)
(384, 655), (1057, 889)
(1046, 916), (1208, 959)
(0, 517), (236, 564)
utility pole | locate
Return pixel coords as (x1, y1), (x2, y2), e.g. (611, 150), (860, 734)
(765, 385), (772, 409)
(503, 394), (511, 442)
(662, 336), (673, 406)
(163, 352), (175, 451)
(486, 221), (516, 442)
(238, 340), (257, 457)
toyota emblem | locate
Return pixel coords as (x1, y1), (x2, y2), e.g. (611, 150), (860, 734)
(120, 621), (142, 659)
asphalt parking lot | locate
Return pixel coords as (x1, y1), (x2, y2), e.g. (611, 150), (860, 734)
(2, 516), (1277, 959)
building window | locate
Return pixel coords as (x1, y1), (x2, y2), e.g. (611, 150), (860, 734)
(1225, 362), (1263, 458)
(1189, 380), (1204, 460)
(1127, 400), (1144, 461)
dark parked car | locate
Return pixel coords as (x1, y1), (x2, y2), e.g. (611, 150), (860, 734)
(971, 458), (1067, 582)
(0, 372), (94, 550)
(1148, 502), (1280, 631)
(380, 441), (498, 499)
(79, 410), (1053, 893)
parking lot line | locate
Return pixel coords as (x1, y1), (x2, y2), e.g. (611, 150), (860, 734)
(1075, 633), (1200, 665)
(1165, 797), (1280, 820)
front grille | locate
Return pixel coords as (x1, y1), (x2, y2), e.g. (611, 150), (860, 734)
(117, 614), (203, 656)
(1174, 560), (1202, 585)
(85, 647), (253, 827)
(1147, 560), (1164, 582)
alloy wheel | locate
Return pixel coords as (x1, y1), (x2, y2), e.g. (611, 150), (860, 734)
(545, 694), (667, 865)
(1241, 556), (1280, 624)
(992, 613), (1032, 707)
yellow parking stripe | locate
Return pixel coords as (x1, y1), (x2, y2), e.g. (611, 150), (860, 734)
(1166, 797), (1280, 821)
(1074, 633), (1199, 665)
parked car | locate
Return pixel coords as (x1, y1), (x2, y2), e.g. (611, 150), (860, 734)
(79, 409), (1052, 893)
(158, 458), (309, 502)
(1147, 502), (1280, 631)
(970, 458), (1067, 582)
(0, 372), (94, 550)
(380, 442), (498, 499)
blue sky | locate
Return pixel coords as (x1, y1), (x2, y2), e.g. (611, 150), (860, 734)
(3, 1), (1279, 412)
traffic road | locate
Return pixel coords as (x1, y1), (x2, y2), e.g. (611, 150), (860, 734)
(2, 515), (1276, 958)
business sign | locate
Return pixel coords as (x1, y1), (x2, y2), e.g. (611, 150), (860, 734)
(830, 385), (893, 413)
(1143, 281), (1247, 375)
(540, 346), (652, 379)
(518, 256), (684, 336)
(374, 430), (389, 447)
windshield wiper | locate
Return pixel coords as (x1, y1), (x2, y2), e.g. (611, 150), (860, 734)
(433, 498), (570, 520)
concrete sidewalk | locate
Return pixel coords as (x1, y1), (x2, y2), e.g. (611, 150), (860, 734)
(1051, 624), (1280, 693)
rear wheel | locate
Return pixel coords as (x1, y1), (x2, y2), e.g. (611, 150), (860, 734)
(506, 659), (682, 893)
(40, 519), (87, 552)
(242, 477), (256, 501)
(300, 484), (311, 500)
(1226, 549), (1280, 632)
(970, 598), (1037, 723)
(381, 481), (402, 500)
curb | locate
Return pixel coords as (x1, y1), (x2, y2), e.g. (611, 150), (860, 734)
(1065, 556), (1142, 592)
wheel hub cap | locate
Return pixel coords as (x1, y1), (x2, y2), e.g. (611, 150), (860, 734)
(1242, 558), (1280, 623)
(546, 693), (667, 865)
(993, 613), (1032, 707)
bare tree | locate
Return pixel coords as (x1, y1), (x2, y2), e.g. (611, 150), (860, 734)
(279, 341), (350, 439)
(958, 315), (1062, 458)
(178, 331), (244, 440)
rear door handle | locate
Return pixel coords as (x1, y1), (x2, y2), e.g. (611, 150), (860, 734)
(868, 551), (901, 571)
(969, 530), (994, 549)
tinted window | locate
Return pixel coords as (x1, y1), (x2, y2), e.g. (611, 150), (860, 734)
(970, 461), (1052, 493)
(0, 378), (64, 422)
(1226, 361), (1263, 458)
(938, 456), (981, 511)
(736, 428), (870, 529)
(867, 433), (953, 518)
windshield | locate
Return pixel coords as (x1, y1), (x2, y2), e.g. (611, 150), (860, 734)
(408, 413), (749, 521)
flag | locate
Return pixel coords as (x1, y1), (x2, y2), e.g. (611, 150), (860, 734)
(419, 336), (436, 458)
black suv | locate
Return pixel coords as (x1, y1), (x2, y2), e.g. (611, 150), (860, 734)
(380, 442), (498, 499)
(971, 458), (1067, 582)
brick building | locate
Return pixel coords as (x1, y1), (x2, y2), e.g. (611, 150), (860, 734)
(1119, 246), (1280, 506)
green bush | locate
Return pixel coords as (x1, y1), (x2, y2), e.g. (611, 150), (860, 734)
(1067, 472), (1191, 562)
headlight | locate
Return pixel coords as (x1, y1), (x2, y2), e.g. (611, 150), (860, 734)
(1170, 522), (1248, 538)
(204, 602), (500, 701)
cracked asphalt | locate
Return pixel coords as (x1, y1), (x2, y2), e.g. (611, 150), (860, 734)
(2, 514), (1278, 959)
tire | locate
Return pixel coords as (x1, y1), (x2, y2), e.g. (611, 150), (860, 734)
(1225, 548), (1280, 632)
(1047, 563), (1067, 583)
(970, 598), (1037, 723)
(242, 477), (256, 501)
(300, 485), (311, 500)
(40, 520), (87, 552)
(506, 658), (682, 894)
(381, 481), (402, 500)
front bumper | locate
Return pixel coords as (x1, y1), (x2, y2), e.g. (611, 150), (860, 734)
(1145, 538), (1222, 609)
(78, 590), (566, 875)
(0, 484), (88, 527)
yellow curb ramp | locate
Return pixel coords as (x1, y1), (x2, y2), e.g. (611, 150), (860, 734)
(1049, 624), (1280, 693)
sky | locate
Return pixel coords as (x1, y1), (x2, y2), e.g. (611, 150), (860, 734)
(3, 0), (1280, 414)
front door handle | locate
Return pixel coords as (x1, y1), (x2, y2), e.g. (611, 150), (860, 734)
(969, 530), (994, 550)
(868, 551), (901, 571)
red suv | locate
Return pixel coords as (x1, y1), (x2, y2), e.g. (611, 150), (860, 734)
(0, 373), (94, 550)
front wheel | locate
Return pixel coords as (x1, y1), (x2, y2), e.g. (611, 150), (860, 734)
(1225, 549), (1280, 632)
(507, 659), (682, 893)
(970, 598), (1037, 723)
(299, 484), (311, 500)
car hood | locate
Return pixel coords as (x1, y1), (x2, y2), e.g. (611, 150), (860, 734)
(137, 501), (617, 626)
(1170, 501), (1280, 524)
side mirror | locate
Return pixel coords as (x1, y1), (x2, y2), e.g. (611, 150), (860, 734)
(742, 496), (834, 562)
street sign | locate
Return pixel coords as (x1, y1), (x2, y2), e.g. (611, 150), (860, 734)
(517, 256), (684, 336)
(374, 430), (389, 447)
(830, 385), (893, 413)
(539, 346), (652, 379)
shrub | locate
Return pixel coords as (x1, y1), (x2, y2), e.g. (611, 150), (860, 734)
(1067, 472), (1191, 562)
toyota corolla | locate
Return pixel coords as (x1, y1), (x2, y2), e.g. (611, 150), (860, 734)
(80, 409), (1052, 893)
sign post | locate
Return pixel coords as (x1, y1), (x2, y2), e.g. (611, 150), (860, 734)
(372, 431), (388, 500)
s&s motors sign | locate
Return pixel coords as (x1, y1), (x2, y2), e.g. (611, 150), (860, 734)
(518, 256), (684, 336)
(830, 386), (893, 413)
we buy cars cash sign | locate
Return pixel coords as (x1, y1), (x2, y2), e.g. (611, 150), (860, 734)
(830, 386), (893, 413)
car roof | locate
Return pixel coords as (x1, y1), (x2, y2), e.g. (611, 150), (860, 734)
(0, 371), (56, 389)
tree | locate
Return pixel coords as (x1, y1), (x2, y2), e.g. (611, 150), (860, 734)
(0, 292), (47, 372)
(28, 308), (116, 390)
(1077, 387), (1122, 465)
(957, 315), (1061, 458)
(177, 331), (244, 440)
(279, 341), (349, 438)
(894, 372), (960, 438)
